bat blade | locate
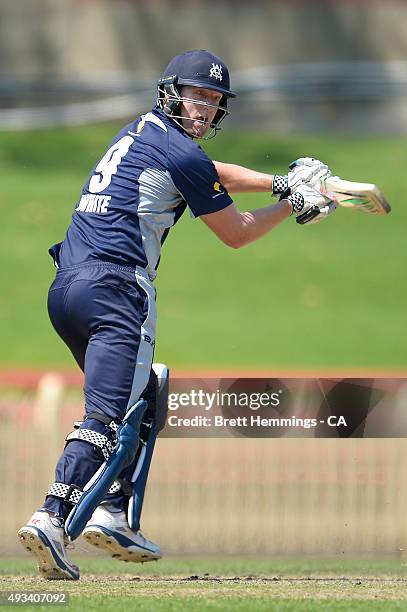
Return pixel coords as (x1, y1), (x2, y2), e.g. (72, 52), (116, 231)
(320, 176), (391, 215)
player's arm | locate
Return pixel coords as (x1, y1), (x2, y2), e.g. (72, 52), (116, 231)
(213, 161), (273, 193)
(170, 146), (334, 247)
(213, 158), (331, 196)
(200, 200), (292, 249)
(200, 183), (337, 249)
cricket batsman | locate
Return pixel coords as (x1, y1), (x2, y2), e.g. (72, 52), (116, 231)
(18, 49), (336, 580)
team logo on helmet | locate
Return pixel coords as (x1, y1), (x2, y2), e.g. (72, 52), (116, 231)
(209, 63), (223, 81)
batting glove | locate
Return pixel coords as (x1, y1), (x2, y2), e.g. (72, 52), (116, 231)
(282, 184), (337, 225)
(272, 157), (331, 196)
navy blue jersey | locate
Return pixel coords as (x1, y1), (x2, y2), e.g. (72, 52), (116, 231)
(55, 108), (232, 278)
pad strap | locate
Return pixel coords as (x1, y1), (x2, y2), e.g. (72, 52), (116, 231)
(47, 483), (83, 506)
(139, 418), (154, 446)
(108, 479), (133, 496)
(65, 428), (115, 461)
(86, 412), (119, 428)
(48, 479), (128, 504)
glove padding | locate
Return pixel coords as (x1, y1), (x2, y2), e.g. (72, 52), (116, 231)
(282, 184), (337, 225)
(273, 157), (331, 195)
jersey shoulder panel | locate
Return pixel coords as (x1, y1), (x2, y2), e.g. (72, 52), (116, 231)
(113, 111), (170, 170)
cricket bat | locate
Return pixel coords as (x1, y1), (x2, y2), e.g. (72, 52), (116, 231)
(319, 176), (391, 215)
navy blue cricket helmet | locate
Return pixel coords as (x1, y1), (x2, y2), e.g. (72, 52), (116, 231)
(156, 49), (236, 138)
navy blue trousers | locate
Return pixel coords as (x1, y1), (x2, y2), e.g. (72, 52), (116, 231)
(42, 262), (156, 521)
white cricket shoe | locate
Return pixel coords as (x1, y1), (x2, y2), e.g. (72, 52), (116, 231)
(82, 505), (161, 563)
(18, 511), (79, 580)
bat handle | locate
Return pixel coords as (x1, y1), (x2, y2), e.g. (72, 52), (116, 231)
(296, 205), (321, 225)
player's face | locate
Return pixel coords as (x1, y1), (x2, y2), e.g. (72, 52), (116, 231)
(179, 86), (223, 138)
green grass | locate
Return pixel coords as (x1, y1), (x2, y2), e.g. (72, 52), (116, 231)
(1, 556), (406, 611)
(1, 125), (405, 369)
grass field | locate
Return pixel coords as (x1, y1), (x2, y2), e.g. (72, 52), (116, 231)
(1, 556), (407, 611)
(0, 125), (405, 370)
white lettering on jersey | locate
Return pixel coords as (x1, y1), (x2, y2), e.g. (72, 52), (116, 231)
(75, 194), (112, 214)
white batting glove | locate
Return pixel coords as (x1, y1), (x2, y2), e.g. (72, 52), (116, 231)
(289, 157), (332, 189)
(282, 184), (337, 225)
(289, 157), (327, 169)
(272, 157), (331, 195)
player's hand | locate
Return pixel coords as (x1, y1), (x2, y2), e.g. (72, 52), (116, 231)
(289, 157), (333, 192)
(282, 184), (337, 225)
(272, 157), (331, 195)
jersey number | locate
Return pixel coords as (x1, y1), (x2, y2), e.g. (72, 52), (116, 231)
(88, 135), (134, 193)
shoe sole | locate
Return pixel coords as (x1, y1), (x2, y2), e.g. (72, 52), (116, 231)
(18, 528), (79, 580)
(82, 527), (161, 563)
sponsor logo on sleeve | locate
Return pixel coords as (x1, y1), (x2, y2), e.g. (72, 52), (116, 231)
(212, 181), (225, 198)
